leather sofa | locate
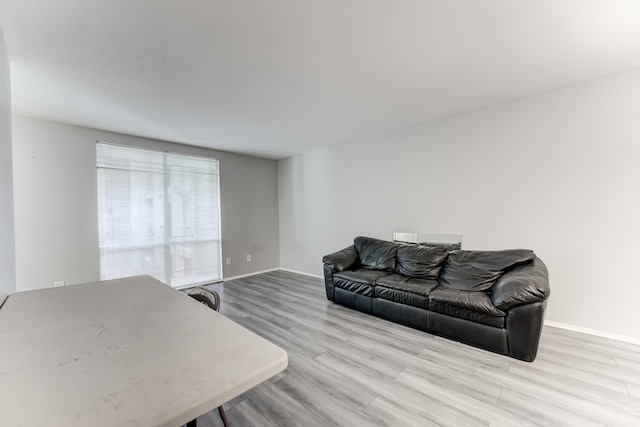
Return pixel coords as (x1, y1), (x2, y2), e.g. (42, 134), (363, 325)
(322, 236), (550, 361)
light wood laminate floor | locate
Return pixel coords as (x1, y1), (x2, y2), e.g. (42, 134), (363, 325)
(185, 270), (640, 427)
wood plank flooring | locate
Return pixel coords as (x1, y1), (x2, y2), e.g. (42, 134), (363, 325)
(185, 270), (640, 427)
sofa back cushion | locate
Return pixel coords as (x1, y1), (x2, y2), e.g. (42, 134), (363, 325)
(354, 236), (400, 271)
(396, 245), (449, 279)
(439, 249), (535, 291)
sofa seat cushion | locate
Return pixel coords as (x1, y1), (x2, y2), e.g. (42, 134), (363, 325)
(395, 244), (449, 279)
(354, 236), (401, 271)
(333, 269), (390, 296)
(375, 274), (439, 309)
(439, 249), (536, 291)
(429, 287), (506, 328)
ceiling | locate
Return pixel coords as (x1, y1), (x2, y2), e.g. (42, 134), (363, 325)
(1, 1), (640, 159)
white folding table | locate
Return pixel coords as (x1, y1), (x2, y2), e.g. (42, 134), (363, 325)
(0, 275), (288, 426)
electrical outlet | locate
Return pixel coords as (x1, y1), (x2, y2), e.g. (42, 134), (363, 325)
(226, 258), (232, 265)
(54, 280), (65, 287)
(246, 254), (252, 262)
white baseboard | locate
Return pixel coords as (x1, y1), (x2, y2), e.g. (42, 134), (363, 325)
(222, 267), (322, 282)
(545, 320), (640, 346)
(222, 268), (280, 282)
(278, 268), (324, 279)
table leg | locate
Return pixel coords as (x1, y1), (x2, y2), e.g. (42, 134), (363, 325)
(219, 406), (230, 427)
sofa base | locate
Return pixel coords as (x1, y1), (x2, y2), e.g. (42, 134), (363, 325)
(335, 288), (372, 314)
(331, 292), (540, 360)
(427, 311), (509, 356)
(371, 298), (428, 332)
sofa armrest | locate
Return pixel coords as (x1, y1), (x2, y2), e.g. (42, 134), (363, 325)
(322, 245), (360, 273)
(492, 257), (550, 310)
(507, 300), (547, 361)
(322, 245), (360, 302)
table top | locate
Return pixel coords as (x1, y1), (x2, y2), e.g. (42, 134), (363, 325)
(0, 275), (288, 427)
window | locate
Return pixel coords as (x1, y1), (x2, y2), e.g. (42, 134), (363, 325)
(96, 142), (221, 288)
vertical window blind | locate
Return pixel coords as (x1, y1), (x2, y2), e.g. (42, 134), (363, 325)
(96, 142), (222, 288)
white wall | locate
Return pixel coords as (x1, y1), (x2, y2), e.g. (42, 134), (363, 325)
(278, 67), (640, 341)
(12, 116), (280, 291)
(0, 28), (16, 295)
